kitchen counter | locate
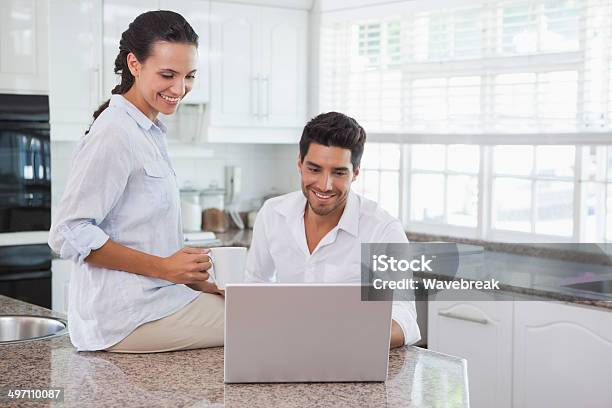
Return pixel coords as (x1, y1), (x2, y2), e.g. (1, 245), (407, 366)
(415, 249), (612, 310)
(214, 229), (253, 248)
(0, 295), (469, 407)
(209, 230), (612, 310)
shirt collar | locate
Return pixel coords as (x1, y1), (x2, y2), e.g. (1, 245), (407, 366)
(109, 94), (167, 133)
(274, 190), (359, 237)
(336, 191), (359, 237)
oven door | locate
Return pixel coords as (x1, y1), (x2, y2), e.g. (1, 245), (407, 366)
(0, 244), (52, 308)
(0, 270), (51, 309)
(0, 121), (51, 233)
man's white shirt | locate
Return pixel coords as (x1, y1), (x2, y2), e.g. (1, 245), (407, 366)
(245, 190), (421, 346)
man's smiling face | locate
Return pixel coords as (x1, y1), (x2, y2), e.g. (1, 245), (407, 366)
(298, 142), (359, 217)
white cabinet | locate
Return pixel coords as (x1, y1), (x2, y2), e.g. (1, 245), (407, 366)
(428, 291), (513, 408)
(208, 1), (307, 142)
(0, 0), (48, 94)
(429, 293), (612, 408)
(513, 301), (612, 408)
(51, 259), (72, 315)
(259, 7), (307, 127)
(209, 2), (259, 128)
(48, 0), (102, 140)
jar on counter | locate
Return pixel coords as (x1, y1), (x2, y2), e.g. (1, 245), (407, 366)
(180, 189), (202, 232)
(200, 184), (226, 211)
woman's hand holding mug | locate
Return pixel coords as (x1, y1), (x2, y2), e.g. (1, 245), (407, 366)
(158, 247), (212, 284)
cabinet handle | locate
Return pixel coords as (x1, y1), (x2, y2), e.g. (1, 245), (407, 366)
(438, 311), (488, 325)
(257, 74), (264, 119)
(252, 75), (260, 118)
(262, 75), (269, 119)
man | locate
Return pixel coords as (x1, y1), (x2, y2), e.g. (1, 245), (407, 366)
(245, 112), (420, 348)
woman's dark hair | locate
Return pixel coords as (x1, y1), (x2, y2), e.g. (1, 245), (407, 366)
(88, 10), (198, 129)
(299, 112), (367, 170)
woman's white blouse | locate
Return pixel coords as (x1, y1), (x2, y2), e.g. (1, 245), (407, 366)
(48, 95), (199, 351)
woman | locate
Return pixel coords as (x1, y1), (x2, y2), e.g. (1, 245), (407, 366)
(49, 11), (223, 353)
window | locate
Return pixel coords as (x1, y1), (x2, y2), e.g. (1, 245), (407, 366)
(414, 6), (483, 61)
(320, 0), (612, 137)
(581, 146), (612, 242)
(356, 20), (402, 69)
(319, 0), (612, 243)
(357, 23), (382, 68)
(492, 71), (578, 132)
(491, 146), (575, 236)
(499, 1), (580, 55)
(411, 76), (481, 132)
(352, 143), (401, 218)
(347, 142), (612, 242)
(409, 145), (479, 227)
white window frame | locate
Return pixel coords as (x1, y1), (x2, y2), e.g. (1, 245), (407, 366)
(484, 146), (579, 243)
(395, 142), (608, 244)
(352, 143), (402, 218)
(402, 144), (481, 239)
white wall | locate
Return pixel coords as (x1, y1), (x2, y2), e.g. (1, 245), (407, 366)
(171, 143), (300, 210)
(51, 141), (300, 215)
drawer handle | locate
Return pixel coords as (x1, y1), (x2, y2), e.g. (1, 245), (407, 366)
(252, 75), (260, 118)
(438, 311), (488, 325)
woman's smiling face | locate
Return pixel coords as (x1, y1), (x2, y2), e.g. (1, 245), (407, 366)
(125, 41), (198, 120)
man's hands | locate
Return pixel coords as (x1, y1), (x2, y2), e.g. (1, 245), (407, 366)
(157, 247), (212, 284)
(390, 320), (405, 349)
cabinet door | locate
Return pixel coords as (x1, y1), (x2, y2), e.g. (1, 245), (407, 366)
(259, 7), (307, 129)
(0, 0), (48, 94)
(428, 291), (513, 408)
(49, 0), (102, 131)
(161, 0), (211, 104)
(103, 0), (157, 98)
(209, 1), (260, 127)
(513, 301), (612, 408)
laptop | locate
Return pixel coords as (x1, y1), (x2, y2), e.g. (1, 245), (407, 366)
(224, 283), (393, 383)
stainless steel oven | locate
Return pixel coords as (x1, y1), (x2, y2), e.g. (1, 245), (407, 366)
(0, 94), (52, 308)
(0, 244), (51, 308)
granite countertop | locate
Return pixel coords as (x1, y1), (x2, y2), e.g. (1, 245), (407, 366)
(415, 248), (612, 310)
(0, 296), (469, 407)
(51, 227), (612, 309)
(213, 230), (612, 309)
(214, 229), (253, 248)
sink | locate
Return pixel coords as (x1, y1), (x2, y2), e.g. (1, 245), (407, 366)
(563, 280), (612, 295)
(0, 315), (68, 344)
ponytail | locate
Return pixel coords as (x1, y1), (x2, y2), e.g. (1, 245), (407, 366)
(87, 53), (133, 133)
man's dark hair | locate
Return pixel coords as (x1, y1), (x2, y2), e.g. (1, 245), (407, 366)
(299, 112), (366, 170)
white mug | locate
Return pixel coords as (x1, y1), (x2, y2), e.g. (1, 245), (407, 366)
(208, 246), (247, 289)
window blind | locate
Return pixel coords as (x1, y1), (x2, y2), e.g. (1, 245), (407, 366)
(319, 0), (612, 142)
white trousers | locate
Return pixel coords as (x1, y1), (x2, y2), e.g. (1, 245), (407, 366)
(106, 293), (224, 353)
